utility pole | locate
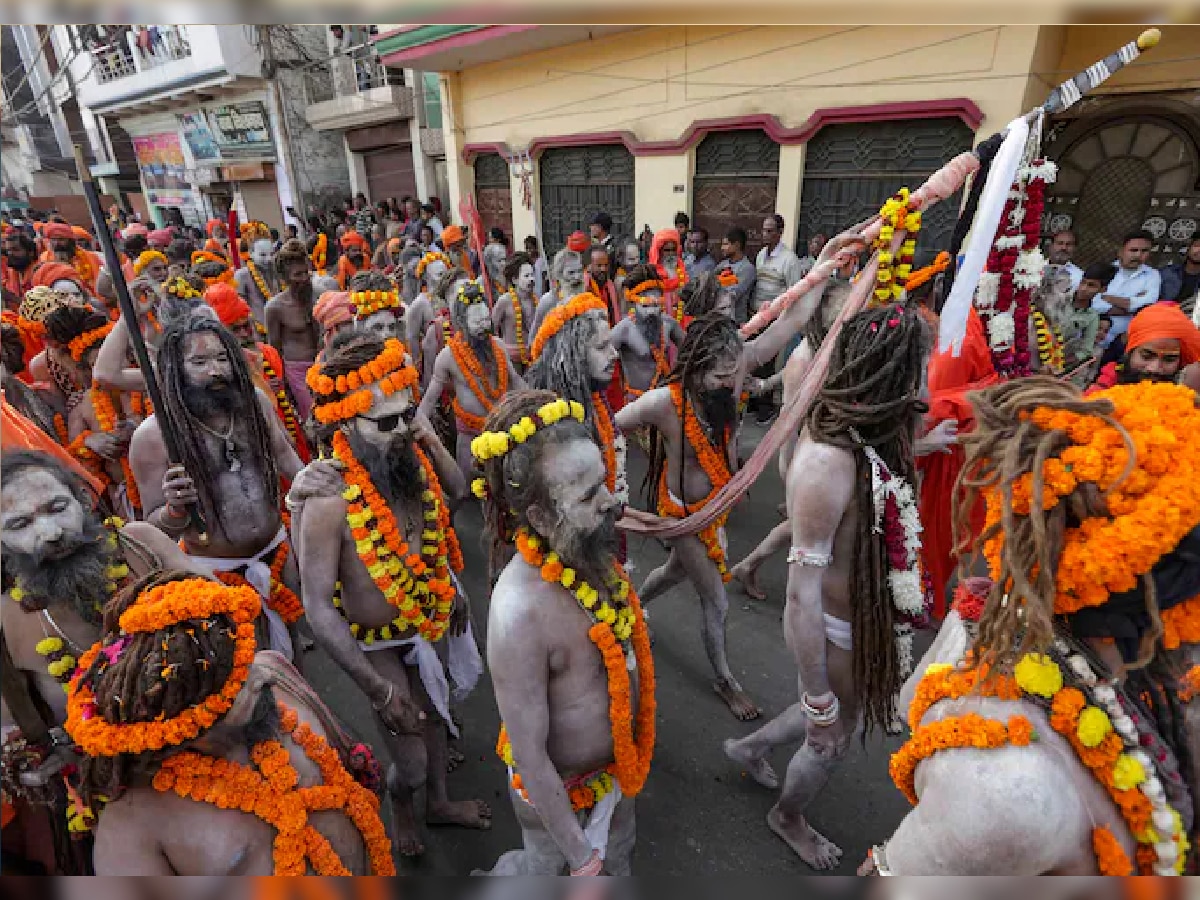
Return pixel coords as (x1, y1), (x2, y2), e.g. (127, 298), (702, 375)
(258, 25), (305, 231)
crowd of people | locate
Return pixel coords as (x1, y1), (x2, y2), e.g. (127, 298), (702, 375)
(2, 168), (1200, 877)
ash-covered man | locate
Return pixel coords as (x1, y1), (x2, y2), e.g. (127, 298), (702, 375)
(609, 265), (685, 403)
(492, 252), (538, 370)
(530, 247), (587, 337)
(403, 251), (451, 376)
(347, 270), (406, 343)
(295, 333), (488, 857)
(264, 239), (322, 421)
(420, 278), (525, 478)
(233, 221), (279, 323)
(474, 390), (655, 876)
(129, 315), (342, 661)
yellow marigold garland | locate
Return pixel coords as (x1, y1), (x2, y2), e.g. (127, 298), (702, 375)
(246, 259), (273, 301)
(1032, 310), (1065, 374)
(132, 250), (167, 278)
(352, 289), (402, 317)
(871, 188), (920, 306)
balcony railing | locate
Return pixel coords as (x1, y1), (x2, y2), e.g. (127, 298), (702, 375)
(91, 26), (192, 84)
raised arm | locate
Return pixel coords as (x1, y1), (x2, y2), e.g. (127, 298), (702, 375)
(614, 384), (672, 433)
(412, 409), (465, 502)
(93, 317), (148, 392)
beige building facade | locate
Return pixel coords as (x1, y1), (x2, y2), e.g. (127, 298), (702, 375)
(377, 24), (1200, 267)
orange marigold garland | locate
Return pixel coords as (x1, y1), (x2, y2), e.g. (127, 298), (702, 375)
(529, 292), (608, 362)
(90, 386), (144, 513)
(152, 701), (395, 875)
(68, 322), (113, 362)
(658, 382), (732, 582)
(311, 233), (328, 276)
(307, 337), (417, 425)
(65, 579), (261, 757)
(592, 392), (618, 494)
(448, 334), (508, 434)
(1093, 825), (1134, 876)
(508, 291), (530, 366)
(213, 538), (304, 624)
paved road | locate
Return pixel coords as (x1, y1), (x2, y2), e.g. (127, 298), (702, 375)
(300, 421), (919, 874)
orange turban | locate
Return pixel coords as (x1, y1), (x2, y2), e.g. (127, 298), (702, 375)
(43, 222), (74, 241)
(567, 230), (589, 253)
(31, 262), (84, 291)
(1128, 303), (1200, 366)
(313, 290), (354, 329)
(340, 231), (368, 250)
(206, 218), (223, 236)
(441, 224), (465, 246)
(205, 282), (251, 327)
(71, 226), (91, 242)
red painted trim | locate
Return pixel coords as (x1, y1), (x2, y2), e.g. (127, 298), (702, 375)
(463, 98), (984, 164)
(378, 25), (540, 66)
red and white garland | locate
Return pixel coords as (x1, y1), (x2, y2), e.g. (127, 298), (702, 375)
(974, 158), (1057, 377)
(857, 430), (929, 677)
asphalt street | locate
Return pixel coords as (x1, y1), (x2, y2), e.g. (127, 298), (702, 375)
(299, 420), (921, 875)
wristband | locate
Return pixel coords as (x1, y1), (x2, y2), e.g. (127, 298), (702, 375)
(163, 503), (189, 522)
(570, 849), (602, 876)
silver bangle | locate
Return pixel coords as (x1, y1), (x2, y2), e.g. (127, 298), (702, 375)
(871, 843), (894, 876)
(802, 691), (839, 726)
(787, 547), (833, 567)
(371, 683), (394, 712)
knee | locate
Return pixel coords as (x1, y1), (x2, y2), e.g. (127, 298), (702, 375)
(386, 738), (429, 793)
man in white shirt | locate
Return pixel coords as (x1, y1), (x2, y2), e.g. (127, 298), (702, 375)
(751, 214), (804, 423)
(1092, 229), (1161, 346)
(1047, 229), (1084, 292)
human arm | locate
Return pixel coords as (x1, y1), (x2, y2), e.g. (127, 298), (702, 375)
(404, 298), (430, 364)
(417, 347), (453, 422)
(298, 498), (423, 734)
(492, 295), (511, 342)
(488, 596), (595, 871)
(68, 395), (124, 460)
(265, 300), (283, 352)
(93, 802), (173, 874)
(614, 385), (671, 434)
(93, 317), (148, 392)
(1132, 268), (1161, 310)
(256, 389), (302, 481)
(666, 318), (686, 348)
(530, 294), (556, 338)
(914, 419), (958, 456)
(420, 326), (441, 389)
(412, 408), (465, 502)
(129, 418), (195, 539)
(783, 441), (854, 746)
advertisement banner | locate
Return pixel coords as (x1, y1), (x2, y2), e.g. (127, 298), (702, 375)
(178, 111), (220, 162)
(131, 131), (200, 224)
(205, 101), (276, 160)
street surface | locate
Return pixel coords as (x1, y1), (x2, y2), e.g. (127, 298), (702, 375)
(300, 421), (920, 875)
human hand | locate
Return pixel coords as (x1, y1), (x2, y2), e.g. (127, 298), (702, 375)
(84, 430), (124, 461)
(374, 685), (426, 736)
(817, 230), (868, 267)
(289, 459), (345, 503)
(162, 464), (199, 512)
(923, 419), (959, 454)
(450, 593), (470, 637)
(410, 410), (439, 450)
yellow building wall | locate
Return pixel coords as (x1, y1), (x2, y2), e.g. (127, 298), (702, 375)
(635, 153), (693, 233)
(1054, 25), (1200, 96)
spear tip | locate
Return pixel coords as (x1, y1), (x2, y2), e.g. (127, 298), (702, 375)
(1137, 28), (1161, 50)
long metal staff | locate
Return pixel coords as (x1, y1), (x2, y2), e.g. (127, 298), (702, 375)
(72, 145), (209, 543)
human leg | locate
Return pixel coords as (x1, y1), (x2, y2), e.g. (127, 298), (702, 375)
(603, 795), (638, 875)
(729, 520), (791, 601)
(480, 787), (570, 875)
(637, 547), (687, 605)
(367, 650), (427, 856)
(414, 662), (491, 829)
(673, 534), (760, 720)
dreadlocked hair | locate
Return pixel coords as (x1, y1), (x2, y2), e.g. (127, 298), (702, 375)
(503, 252), (533, 288)
(1, 318), (26, 375)
(349, 270), (394, 293)
(805, 303), (930, 736)
(44, 303), (108, 347)
(155, 314), (280, 534)
(476, 389), (593, 576)
(624, 264), (660, 294)
(274, 239), (310, 279)
(193, 259), (228, 280)
(953, 377), (1132, 673)
(526, 309), (607, 422)
(79, 569), (242, 807)
(434, 267), (469, 305)
(681, 270), (722, 318)
(644, 314), (741, 512)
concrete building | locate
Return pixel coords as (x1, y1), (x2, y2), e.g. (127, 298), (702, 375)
(376, 24), (1200, 268)
(56, 25), (350, 231)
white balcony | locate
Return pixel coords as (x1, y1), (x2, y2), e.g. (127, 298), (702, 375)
(91, 26), (192, 84)
(304, 51), (414, 132)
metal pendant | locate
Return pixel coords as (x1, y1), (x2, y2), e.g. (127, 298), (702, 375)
(226, 439), (242, 472)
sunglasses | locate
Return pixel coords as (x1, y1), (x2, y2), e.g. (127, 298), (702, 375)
(366, 406), (416, 433)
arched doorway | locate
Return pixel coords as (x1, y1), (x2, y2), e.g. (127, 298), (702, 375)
(1046, 116), (1199, 267)
(538, 145), (634, 253)
(473, 152), (514, 244)
(692, 129), (780, 259)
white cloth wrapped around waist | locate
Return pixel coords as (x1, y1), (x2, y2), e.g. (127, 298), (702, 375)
(185, 525), (293, 661)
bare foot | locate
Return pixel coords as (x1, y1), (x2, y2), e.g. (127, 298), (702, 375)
(388, 792), (426, 856)
(723, 737), (778, 789)
(730, 562), (767, 601)
(714, 679), (761, 721)
(767, 806), (843, 870)
(427, 798), (493, 830)
(447, 746), (465, 773)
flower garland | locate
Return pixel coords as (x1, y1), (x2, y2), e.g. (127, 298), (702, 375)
(68, 248), (97, 291)
(164, 276), (203, 301)
(470, 397), (586, 469)
(985, 382), (1200, 614)
(53, 412), (69, 446)
(898, 647), (1188, 875)
(623, 308), (672, 397)
(260, 352), (302, 453)
(332, 431), (460, 644)
(213, 536), (304, 624)
(448, 334), (509, 434)
(415, 251), (451, 282)
(530, 292), (608, 362)
(246, 260), (274, 301)
(506, 291), (530, 367)
(497, 726), (619, 812)
(352, 289), (402, 317)
(152, 702), (395, 875)
(871, 188), (921, 306)
(658, 382), (731, 582)
(974, 158), (1055, 376)
(311, 233), (328, 277)
(68, 322), (114, 362)
(499, 529), (655, 802)
(591, 392), (620, 498)
(307, 337), (416, 425)
(1032, 310), (1065, 374)
(90, 386), (143, 513)
(903, 250), (951, 296)
(65, 580), (261, 757)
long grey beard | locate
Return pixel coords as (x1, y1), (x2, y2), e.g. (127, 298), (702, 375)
(3, 516), (110, 626)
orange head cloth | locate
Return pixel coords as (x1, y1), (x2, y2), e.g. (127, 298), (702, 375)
(567, 230), (590, 253)
(205, 218), (223, 236)
(71, 226), (91, 243)
(1127, 303), (1200, 367)
(313, 290), (354, 329)
(205, 282), (251, 327)
(43, 222), (74, 241)
(340, 231), (368, 251)
(648, 228), (681, 269)
(31, 262), (85, 292)
(441, 224), (465, 247)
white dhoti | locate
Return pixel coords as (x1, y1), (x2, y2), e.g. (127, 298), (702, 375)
(185, 525), (294, 662)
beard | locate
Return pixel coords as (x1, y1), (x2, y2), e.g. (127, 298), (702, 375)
(183, 378), (249, 419)
(469, 329), (495, 366)
(4, 515), (109, 626)
(636, 314), (662, 347)
(551, 508), (620, 588)
(349, 429), (424, 507)
(698, 386), (737, 439)
(1117, 355), (1178, 385)
(591, 270), (608, 286)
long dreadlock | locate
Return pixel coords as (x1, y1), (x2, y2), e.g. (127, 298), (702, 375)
(644, 314), (741, 514)
(79, 570), (241, 806)
(154, 314), (280, 535)
(681, 270), (722, 319)
(526, 309), (608, 424)
(806, 303), (930, 736)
